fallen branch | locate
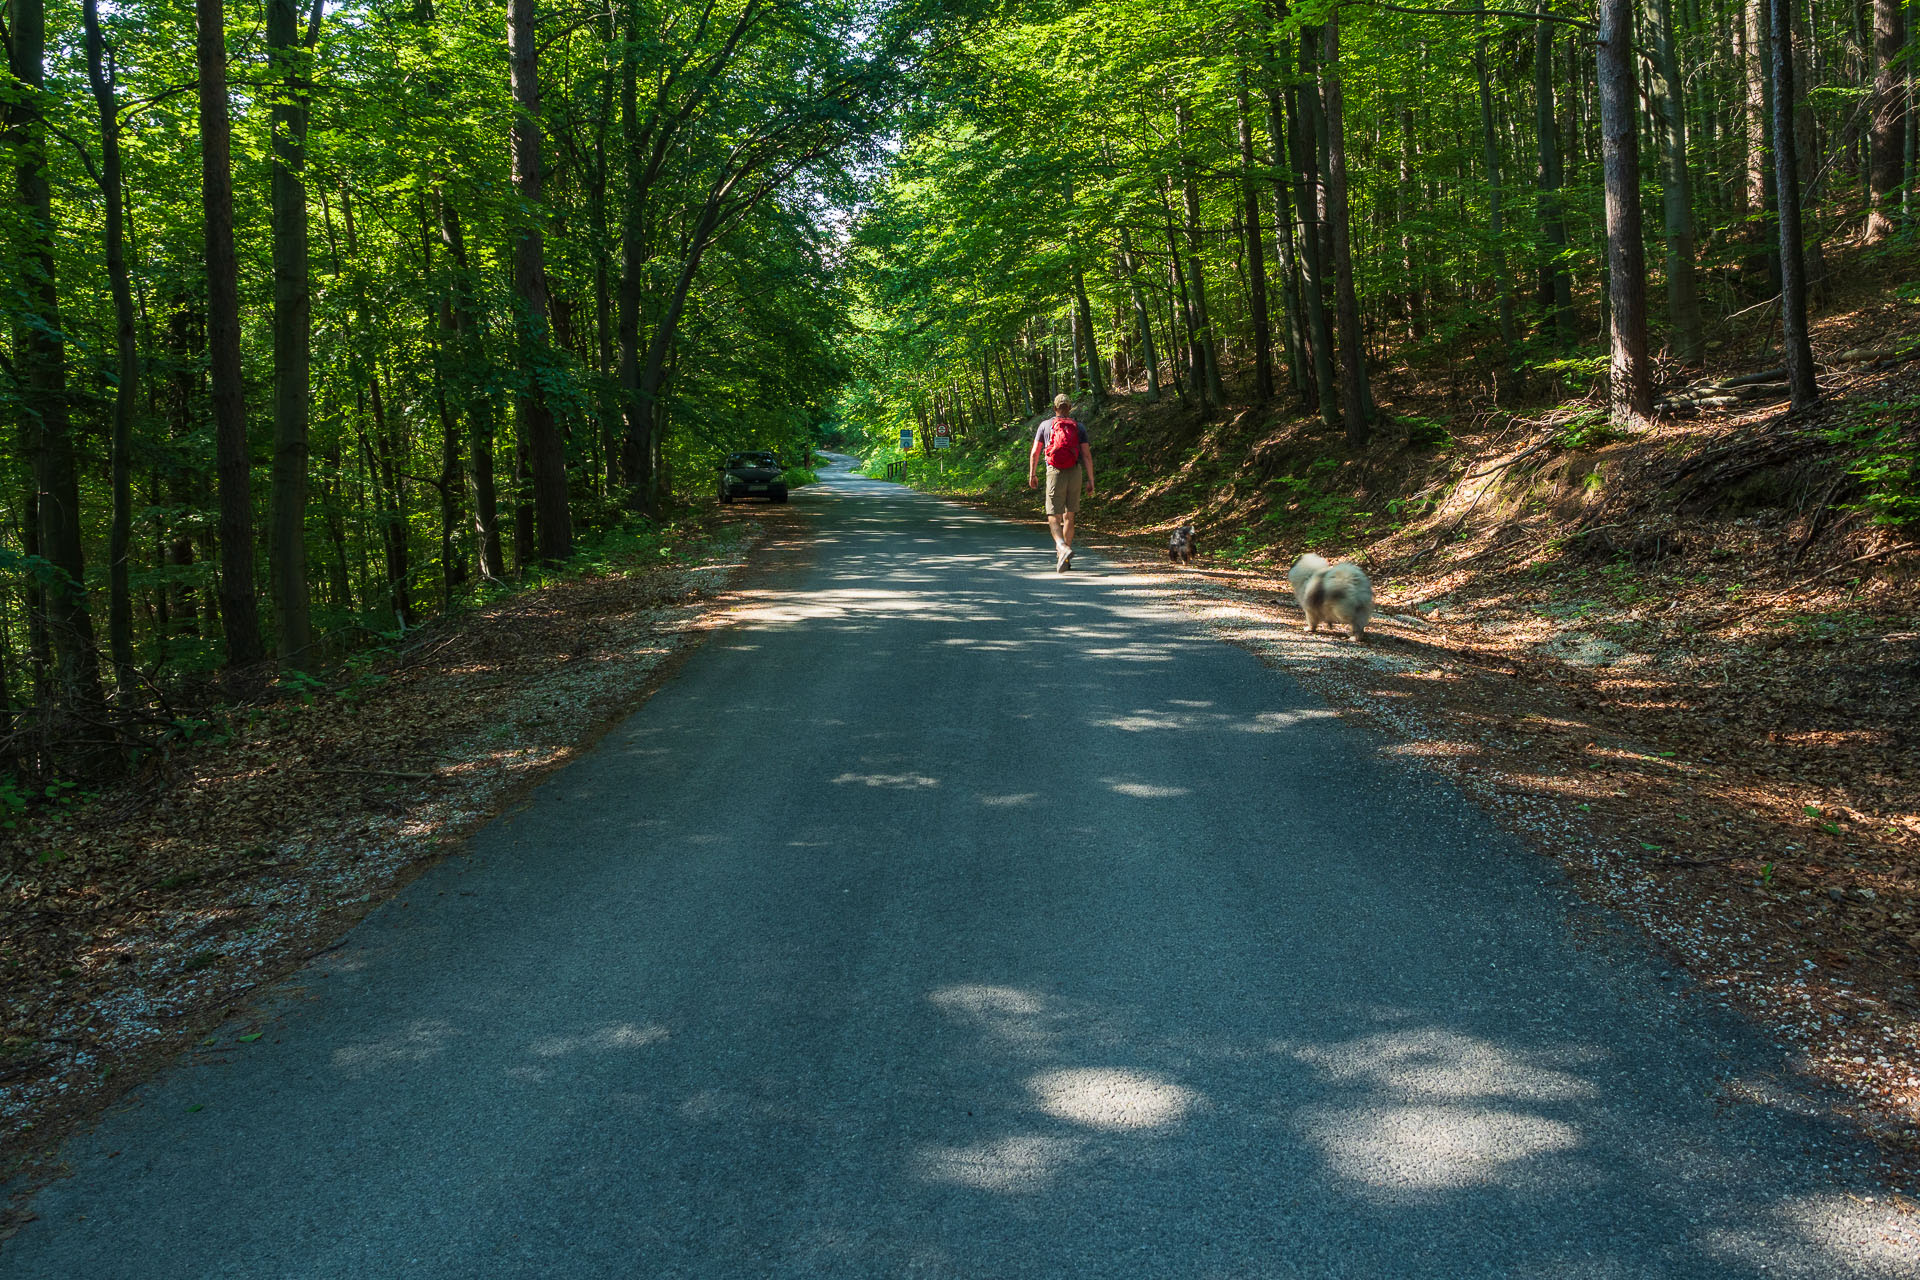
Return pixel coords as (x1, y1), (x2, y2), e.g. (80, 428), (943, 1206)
(1717, 367), (1789, 389)
(1801, 542), (1919, 583)
(1465, 436), (1557, 480)
(1788, 469), (1851, 570)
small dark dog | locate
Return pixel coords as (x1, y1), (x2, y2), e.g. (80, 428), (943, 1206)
(1169, 525), (1197, 565)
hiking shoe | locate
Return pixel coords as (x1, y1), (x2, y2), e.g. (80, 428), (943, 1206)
(1061, 547), (1074, 571)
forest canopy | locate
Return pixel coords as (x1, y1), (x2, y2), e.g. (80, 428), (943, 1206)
(841, 0), (1911, 451)
(3, 0), (1915, 774)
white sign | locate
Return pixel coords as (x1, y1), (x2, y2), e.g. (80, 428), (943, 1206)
(933, 435), (951, 450)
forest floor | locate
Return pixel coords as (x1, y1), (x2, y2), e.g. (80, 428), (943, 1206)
(0, 504), (810, 1197)
(901, 251), (1920, 1191)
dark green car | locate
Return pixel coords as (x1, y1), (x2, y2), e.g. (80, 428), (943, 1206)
(718, 452), (788, 504)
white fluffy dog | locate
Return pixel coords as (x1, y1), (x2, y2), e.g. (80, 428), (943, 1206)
(1288, 553), (1374, 642)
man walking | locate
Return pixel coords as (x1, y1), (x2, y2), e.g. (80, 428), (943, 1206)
(1028, 393), (1095, 571)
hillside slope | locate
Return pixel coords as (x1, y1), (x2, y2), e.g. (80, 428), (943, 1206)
(877, 256), (1920, 1183)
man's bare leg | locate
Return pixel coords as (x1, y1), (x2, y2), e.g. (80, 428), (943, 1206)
(1060, 511), (1077, 550)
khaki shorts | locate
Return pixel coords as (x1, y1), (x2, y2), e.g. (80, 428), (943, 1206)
(1045, 464), (1084, 515)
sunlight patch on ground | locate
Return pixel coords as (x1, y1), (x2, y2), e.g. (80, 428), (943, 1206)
(1289, 1028), (1594, 1193)
(727, 586), (1010, 625)
(831, 771), (940, 789)
(1093, 706), (1334, 734)
(928, 984), (1058, 1056)
(1103, 779), (1191, 799)
(528, 1022), (667, 1058)
(1293, 1028), (1598, 1103)
(914, 1134), (1087, 1192)
(1300, 1102), (1580, 1191)
(1077, 645), (1176, 663)
(1026, 1067), (1197, 1131)
(930, 984), (1043, 1018)
(332, 1018), (462, 1078)
(1698, 1191), (1920, 1276)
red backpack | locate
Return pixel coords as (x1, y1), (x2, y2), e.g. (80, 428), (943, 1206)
(1046, 416), (1082, 469)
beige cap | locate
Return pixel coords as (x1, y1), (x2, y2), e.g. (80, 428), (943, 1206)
(1053, 393), (1072, 410)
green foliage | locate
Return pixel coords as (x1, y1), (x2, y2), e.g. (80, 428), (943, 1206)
(1823, 399), (1920, 528)
(1599, 560), (1648, 605)
(1556, 408), (1624, 450)
(0, 0), (897, 718)
(1529, 353), (1610, 393)
(1398, 416), (1453, 450)
(0, 777), (31, 830)
(0, 776), (91, 831)
(1270, 462), (1361, 546)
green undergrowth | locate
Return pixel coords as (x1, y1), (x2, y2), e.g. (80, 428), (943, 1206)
(1823, 397), (1920, 528)
(863, 438), (1023, 496)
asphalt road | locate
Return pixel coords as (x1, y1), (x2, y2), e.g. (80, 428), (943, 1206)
(5, 457), (1909, 1277)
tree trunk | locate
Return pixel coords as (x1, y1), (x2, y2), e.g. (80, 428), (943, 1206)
(631, 201), (722, 508)
(1159, 183), (1200, 409)
(1117, 226), (1162, 401)
(1597, 0), (1653, 426)
(1072, 262), (1105, 406)
(1321, 18), (1370, 447)
(1266, 83), (1309, 389)
(366, 377), (414, 627)
(12, 0), (108, 736)
(1174, 100), (1228, 407)
(1533, 6), (1574, 341)
(1905, 0), (1917, 228)
(267, 0), (318, 667)
(422, 201), (465, 605)
(198, 0), (265, 667)
(1867, 0), (1908, 239)
(1290, 40), (1338, 426)
(507, 0), (572, 564)
(1791, 3), (1826, 302)
(1646, 0), (1704, 365)
(83, 0), (138, 698)
(1741, 0), (1780, 286)
(436, 195), (502, 580)
(1472, 2), (1516, 357)
(1769, 0), (1817, 409)
(1237, 76), (1275, 402)
(1398, 101), (1425, 343)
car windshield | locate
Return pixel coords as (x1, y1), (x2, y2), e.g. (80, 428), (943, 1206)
(728, 454), (776, 469)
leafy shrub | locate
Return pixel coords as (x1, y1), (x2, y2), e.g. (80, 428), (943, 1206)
(1529, 352), (1610, 392)
(1397, 415), (1453, 449)
(1556, 408), (1623, 450)
(782, 467), (818, 489)
(1824, 399), (1920, 527)
(1269, 466), (1360, 544)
